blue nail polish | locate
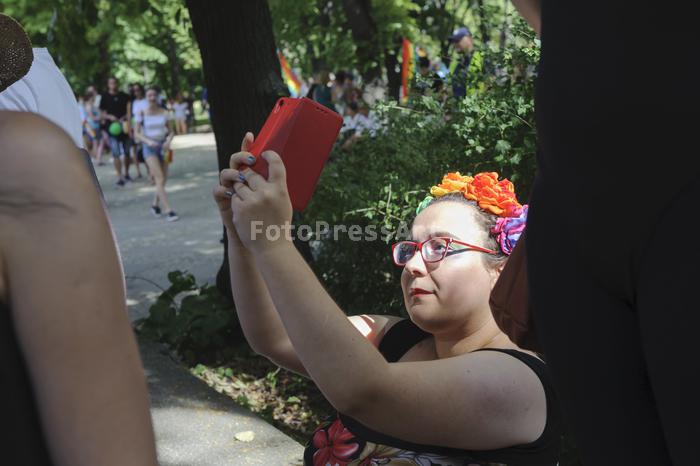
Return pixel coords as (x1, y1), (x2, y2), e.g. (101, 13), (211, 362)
(238, 173), (246, 182)
(247, 155), (255, 163)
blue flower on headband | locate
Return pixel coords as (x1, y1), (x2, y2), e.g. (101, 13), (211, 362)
(491, 205), (528, 255)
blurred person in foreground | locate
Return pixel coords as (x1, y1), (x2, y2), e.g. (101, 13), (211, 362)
(0, 111), (159, 466)
(0, 14), (82, 148)
(511, 1), (700, 464)
(0, 13), (101, 195)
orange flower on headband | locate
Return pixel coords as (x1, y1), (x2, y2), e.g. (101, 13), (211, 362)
(429, 171), (522, 217)
(430, 172), (473, 196)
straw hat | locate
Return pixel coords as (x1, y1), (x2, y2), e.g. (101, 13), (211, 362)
(0, 13), (33, 93)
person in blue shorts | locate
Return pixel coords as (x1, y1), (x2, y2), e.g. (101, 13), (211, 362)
(134, 87), (178, 221)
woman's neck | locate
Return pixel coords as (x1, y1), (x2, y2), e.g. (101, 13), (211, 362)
(432, 314), (513, 358)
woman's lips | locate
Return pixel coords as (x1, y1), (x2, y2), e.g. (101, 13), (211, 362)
(410, 288), (433, 297)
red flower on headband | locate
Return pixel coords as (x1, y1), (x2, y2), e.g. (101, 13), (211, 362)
(464, 172), (522, 217)
(430, 172), (522, 217)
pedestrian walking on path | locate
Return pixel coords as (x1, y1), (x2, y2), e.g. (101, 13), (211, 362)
(134, 87), (178, 221)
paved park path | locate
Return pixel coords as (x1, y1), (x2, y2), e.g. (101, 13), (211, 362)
(96, 133), (304, 466)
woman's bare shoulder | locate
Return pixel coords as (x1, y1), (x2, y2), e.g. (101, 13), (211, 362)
(0, 111), (102, 231)
(0, 112), (78, 170)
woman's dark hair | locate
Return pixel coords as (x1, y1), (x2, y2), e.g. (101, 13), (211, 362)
(423, 192), (508, 270)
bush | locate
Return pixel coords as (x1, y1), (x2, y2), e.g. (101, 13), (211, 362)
(135, 270), (243, 365)
(303, 22), (539, 316)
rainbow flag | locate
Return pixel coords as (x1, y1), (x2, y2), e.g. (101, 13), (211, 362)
(278, 51), (302, 97)
(400, 38), (415, 103)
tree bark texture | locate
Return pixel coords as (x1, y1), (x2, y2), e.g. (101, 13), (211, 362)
(383, 36), (402, 101)
(166, 34), (181, 96)
(474, 0), (491, 44)
(341, 0), (382, 83)
(186, 0), (288, 301)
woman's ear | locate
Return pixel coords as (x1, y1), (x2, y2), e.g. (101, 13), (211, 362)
(488, 260), (506, 288)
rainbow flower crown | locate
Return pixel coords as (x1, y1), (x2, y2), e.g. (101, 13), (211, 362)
(416, 172), (527, 255)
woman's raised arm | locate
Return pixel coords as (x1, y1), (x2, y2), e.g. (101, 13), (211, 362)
(213, 133), (401, 376)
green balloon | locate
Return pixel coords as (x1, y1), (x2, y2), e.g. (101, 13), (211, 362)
(108, 121), (123, 136)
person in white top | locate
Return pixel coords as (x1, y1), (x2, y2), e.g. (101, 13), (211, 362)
(1, 13), (102, 196)
(129, 83), (148, 179)
(82, 87), (106, 165)
(0, 45), (83, 148)
(341, 102), (377, 149)
(134, 87), (178, 222)
(172, 91), (189, 135)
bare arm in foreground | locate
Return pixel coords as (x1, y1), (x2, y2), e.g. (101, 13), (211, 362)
(0, 112), (158, 466)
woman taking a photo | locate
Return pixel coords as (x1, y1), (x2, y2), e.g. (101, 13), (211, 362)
(213, 134), (561, 465)
(135, 87), (178, 221)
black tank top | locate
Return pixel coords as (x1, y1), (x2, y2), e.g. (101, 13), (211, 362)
(0, 298), (54, 464)
(304, 319), (562, 465)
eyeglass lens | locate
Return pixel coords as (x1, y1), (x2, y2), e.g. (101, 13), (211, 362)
(394, 238), (450, 265)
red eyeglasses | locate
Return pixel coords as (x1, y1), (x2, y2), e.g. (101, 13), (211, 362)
(392, 237), (497, 266)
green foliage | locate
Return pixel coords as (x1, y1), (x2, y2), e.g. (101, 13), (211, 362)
(269, 0), (356, 76)
(4, 0), (202, 94)
(269, 0), (518, 83)
(135, 271), (243, 365)
(303, 18), (538, 316)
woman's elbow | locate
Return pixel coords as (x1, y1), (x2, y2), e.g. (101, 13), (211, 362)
(329, 378), (382, 417)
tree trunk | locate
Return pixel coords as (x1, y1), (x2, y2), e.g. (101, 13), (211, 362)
(310, 0), (331, 73)
(499, 0), (509, 51)
(441, 0), (458, 69)
(341, 0), (382, 83)
(475, 0), (490, 44)
(186, 0), (287, 301)
(166, 34), (181, 97)
(384, 36), (402, 102)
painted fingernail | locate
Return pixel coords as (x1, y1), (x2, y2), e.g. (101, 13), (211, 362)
(238, 173), (246, 182)
(247, 155), (255, 163)
(224, 190), (234, 197)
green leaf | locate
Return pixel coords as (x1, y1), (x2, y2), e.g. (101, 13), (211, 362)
(495, 140), (511, 154)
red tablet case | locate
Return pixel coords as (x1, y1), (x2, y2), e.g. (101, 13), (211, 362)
(247, 97), (343, 211)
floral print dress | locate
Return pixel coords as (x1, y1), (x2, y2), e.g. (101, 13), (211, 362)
(303, 319), (561, 466)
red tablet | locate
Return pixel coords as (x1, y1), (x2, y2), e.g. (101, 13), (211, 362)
(247, 97), (343, 211)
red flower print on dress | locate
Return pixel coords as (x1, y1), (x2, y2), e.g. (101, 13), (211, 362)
(312, 419), (360, 466)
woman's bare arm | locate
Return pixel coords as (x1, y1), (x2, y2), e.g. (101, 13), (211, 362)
(227, 152), (546, 450)
(213, 134), (401, 376)
(0, 112), (158, 466)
